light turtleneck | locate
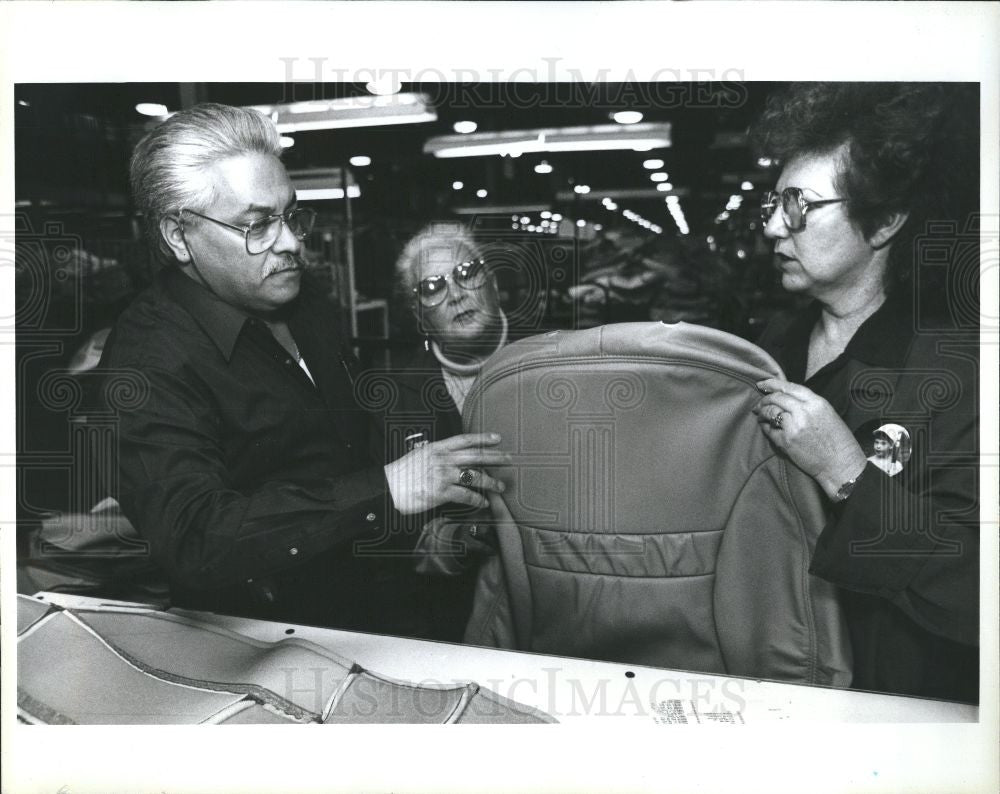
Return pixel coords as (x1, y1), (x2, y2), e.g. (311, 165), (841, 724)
(431, 312), (508, 414)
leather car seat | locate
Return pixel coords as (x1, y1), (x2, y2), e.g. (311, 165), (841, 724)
(462, 322), (852, 686)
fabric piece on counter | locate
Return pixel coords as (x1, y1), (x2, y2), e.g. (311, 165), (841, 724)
(454, 688), (558, 724)
(324, 672), (471, 724)
(16, 596), (556, 724)
(217, 703), (304, 724)
(17, 595), (53, 635)
(74, 610), (353, 718)
(17, 611), (245, 724)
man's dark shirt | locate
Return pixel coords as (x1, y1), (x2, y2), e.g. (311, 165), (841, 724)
(99, 267), (424, 632)
(757, 292), (979, 702)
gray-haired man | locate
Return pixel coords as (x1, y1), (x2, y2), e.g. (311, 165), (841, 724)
(100, 103), (507, 633)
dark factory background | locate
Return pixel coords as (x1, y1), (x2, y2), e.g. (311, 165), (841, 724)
(12, 80), (976, 538)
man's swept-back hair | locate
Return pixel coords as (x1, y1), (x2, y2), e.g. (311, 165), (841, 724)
(750, 82), (978, 292)
(130, 102), (283, 263)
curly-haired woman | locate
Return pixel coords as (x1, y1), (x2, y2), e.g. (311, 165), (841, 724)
(750, 83), (979, 702)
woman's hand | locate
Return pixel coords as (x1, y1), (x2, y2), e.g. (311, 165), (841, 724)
(384, 432), (511, 514)
(754, 377), (867, 500)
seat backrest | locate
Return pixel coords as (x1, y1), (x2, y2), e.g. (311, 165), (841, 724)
(463, 322), (852, 686)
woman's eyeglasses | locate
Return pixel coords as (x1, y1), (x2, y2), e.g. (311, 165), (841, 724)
(181, 207), (317, 254)
(760, 187), (846, 231)
(413, 259), (488, 308)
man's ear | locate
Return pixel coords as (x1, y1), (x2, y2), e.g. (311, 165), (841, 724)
(160, 215), (192, 263)
(869, 210), (909, 249)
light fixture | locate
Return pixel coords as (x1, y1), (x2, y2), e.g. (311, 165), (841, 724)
(453, 181), (464, 190)
(289, 168), (361, 201)
(279, 136), (295, 149)
(642, 159), (664, 170)
(453, 120), (478, 134)
(756, 157), (774, 168)
(520, 216), (530, 224)
(425, 123), (671, 158)
(593, 224), (603, 231)
(297, 187), (361, 201)
(611, 110), (644, 125)
(573, 184), (591, 195)
(476, 189), (488, 198)
(649, 172), (669, 183)
(540, 210), (552, 219)
(552, 213), (563, 222)
(349, 155), (372, 167)
(534, 161), (553, 174)
(576, 219), (587, 228)
(741, 180), (754, 191)
(527, 225), (536, 232)
(17, 99), (30, 108)
(249, 94), (437, 133)
(136, 103), (169, 117)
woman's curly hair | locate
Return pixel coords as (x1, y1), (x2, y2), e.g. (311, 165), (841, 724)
(751, 83), (978, 292)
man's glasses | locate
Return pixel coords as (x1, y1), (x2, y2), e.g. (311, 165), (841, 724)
(760, 187), (846, 231)
(413, 259), (488, 308)
(181, 207), (317, 254)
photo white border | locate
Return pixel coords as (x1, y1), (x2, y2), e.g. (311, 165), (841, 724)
(1, 2), (997, 793)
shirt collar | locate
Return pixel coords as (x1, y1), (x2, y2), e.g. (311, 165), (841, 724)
(768, 290), (915, 380)
(162, 267), (252, 362)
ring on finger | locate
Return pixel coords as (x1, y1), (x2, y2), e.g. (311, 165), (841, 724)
(771, 410), (785, 430)
(459, 468), (478, 487)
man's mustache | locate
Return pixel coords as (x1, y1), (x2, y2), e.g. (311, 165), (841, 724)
(262, 255), (306, 278)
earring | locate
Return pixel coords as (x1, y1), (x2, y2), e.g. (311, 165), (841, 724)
(424, 338), (431, 352)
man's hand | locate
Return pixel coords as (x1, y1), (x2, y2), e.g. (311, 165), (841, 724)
(384, 433), (512, 514)
(753, 377), (867, 500)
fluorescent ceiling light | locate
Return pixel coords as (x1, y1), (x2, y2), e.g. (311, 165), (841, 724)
(249, 94), (436, 133)
(136, 103), (168, 117)
(557, 186), (688, 202)
(289, 168), (359, 202)
(349, 155), (372, 167)
(453, 120), (478, 134)
(425, 123), (671, 159)
(611, 111), (644, 125)
(297, 187), (361, 201)
(642, 159), (664, 170)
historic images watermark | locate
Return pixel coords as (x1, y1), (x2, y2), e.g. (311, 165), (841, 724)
(276, 664), (749, 722)
(275, 58), (749, 110)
